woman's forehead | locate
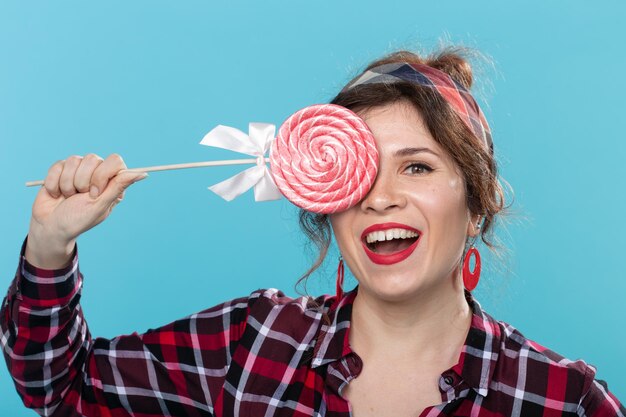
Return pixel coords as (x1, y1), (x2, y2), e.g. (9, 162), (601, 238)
(358, 102), (444, 156)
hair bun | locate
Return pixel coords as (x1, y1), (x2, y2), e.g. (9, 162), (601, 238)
(427, 50), (474, 90)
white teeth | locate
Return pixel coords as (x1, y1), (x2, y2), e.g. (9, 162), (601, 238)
(365, 228), (420, 244)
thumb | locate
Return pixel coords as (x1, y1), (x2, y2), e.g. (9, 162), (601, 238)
(96, 171), (148, 209)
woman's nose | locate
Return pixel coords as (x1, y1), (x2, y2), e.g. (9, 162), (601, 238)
(359, 171), (407, 213)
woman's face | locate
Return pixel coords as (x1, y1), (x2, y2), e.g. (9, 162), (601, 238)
(330, 101), (478, 302)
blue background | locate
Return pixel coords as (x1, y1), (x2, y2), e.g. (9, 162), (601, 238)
(1, 1), (624, 414)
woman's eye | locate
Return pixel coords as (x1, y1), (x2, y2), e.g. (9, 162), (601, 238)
(405, 163), (432, 175)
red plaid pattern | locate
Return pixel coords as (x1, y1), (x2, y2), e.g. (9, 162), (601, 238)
(2, 242), (624, 417)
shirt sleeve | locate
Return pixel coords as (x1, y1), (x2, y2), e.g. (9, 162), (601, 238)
(0, 239), (254, 417)
(578, 365), (625, 417)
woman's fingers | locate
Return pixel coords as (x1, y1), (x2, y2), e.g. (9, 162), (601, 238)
(42, 154), (132, 200)
(97, 170), (148, 211)
(74, 154), (104, 193)
(90, 154), (126, 198)
(58, 155), (83, 197)
(89, 153), (148, 211)
(43, 160), (65, 198)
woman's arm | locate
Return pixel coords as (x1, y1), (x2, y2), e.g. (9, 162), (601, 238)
(1, 243), (253, 416)
(1, 242), (87, 415)
(0, 154), (164, 415)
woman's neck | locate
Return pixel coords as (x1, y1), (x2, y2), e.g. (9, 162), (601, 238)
(349, 274), (472, 363)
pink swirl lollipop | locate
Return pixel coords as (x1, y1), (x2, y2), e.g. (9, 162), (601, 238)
(270, 104), (379, 214)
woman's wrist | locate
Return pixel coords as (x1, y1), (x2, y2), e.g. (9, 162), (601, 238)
(25, 222), (76, 270)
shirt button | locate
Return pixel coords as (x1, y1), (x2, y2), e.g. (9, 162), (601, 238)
(443, 376), (454, 385)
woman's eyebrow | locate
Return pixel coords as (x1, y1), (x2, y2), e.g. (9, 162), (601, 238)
(393, 147), (440, 158)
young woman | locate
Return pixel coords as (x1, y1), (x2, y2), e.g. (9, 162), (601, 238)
(2, 49), (623, 417)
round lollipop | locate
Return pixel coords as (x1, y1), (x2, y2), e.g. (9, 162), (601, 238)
(26, 104), (379, 214)
(270, 104), (379, 214)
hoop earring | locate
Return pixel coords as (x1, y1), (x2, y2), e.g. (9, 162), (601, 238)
(462, 246), (481, 291)
(336, 256), (344, 300)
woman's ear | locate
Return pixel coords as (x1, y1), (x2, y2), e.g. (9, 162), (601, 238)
(467, 214), (482, 238)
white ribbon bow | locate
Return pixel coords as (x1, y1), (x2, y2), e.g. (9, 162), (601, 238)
(199, 123), (282, 202)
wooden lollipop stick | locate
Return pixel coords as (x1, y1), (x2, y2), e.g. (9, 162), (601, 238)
(25, 158), (271, 187)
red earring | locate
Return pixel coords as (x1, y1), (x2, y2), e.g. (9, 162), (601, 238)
(462, 246), (481, 291)
(336, 256), (344, 300)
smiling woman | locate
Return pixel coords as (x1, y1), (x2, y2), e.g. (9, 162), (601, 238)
(1, 48), (624, 417)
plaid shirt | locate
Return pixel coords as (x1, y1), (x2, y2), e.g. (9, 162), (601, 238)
(2, 244), (624, 417)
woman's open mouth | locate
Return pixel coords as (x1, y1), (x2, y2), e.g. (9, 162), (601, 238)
(361, 223), (421, 265)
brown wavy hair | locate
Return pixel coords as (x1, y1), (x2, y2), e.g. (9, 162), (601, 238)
(297, 48), (507, 291)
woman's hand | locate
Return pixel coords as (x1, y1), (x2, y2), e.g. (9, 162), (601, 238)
(25, 154), (147, 269)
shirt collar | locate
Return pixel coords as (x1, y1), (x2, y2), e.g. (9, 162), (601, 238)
(451, 292), (502, 397)
(311, 287), (357, 368)
(310, 287), (501, 398)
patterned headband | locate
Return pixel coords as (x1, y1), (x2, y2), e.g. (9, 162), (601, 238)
(343, 62), (493, 152)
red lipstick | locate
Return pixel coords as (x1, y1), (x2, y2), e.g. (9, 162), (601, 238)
(360, 223), (421, 265)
